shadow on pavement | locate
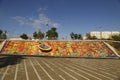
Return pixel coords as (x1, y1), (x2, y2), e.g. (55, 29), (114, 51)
(0, 55), (26, 68)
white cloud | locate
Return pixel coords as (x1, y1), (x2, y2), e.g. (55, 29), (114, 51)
(13, 11), (60, 29)
(32, 14), (50, 28)
(37, 7), (47, 12)
(13, 16), (27, 25)
(52, 23), (59, 28)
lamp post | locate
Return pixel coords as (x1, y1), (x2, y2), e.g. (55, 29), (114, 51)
(45, 21), (49, 40)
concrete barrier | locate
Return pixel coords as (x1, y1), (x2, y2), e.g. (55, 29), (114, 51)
(103, 41), (120, 58)
(0, 40), (6, 52)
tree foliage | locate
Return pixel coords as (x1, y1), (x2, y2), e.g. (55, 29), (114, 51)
(111, 34), (120, 41)
(78, 34), (82, 40)
(0, 29), (3, 35)
(70, 32), (82, 40)
(86, 33), (91, 40)
(46, 27), (58, 40)
(33, 30), (44, 40)
(37, 30), (44, 39)
(33, 32), (38, 39)
(70, 32), (75, 40)
(0, 29), (7, 39)
(86, 33), (97, 40)
(20, 33), (28, 40)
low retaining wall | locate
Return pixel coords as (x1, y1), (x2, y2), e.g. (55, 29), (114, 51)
(0, 40), (6, 52)
(1, 40), (119, 58)
(103, 41), (120, 57)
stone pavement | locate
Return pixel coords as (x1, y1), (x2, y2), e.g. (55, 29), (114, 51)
(0, 55), (120, 80)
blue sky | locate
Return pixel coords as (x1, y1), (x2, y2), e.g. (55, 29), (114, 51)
(0, 0), (120, 39)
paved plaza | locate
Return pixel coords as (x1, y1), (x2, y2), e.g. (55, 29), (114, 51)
(0, 55), (120, 80)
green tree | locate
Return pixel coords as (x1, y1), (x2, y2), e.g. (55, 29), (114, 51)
(33, 30), (44, 40)
(46, 27), (58, 40)
(46, 30), (52, 39)
(111, 34), (120, 41)
(51, 27), (56, 32)
(3, 30), (7, 39)
(2, 33), (7, 39)
(70, 32), (75, 40)
(74, 34), (78, 39)
(0, 29), (2, 35)
(86, 33), (98, 40)
(0, 29), (3, 39)
(33, 31), (38, 39)
(37, 30), (44, 40)
(86, 33), (91, 40)
(20, 33), (28, 40)
(46, 30), (53, 40)
(78, 34), (82, 40)
(70, 32), (82, 40)
(0, 29), (7, 39)
(54, 31), (58, 39)
(91, 36), (97, 40)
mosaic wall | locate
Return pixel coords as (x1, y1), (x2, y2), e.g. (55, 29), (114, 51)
(1, 40), (117, 58)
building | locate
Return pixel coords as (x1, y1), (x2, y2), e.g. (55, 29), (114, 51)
(90, 31), (120, 39)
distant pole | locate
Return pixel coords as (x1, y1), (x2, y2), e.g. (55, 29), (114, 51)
(45, 21), (49, 40)
(46, 22), (49, 31)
